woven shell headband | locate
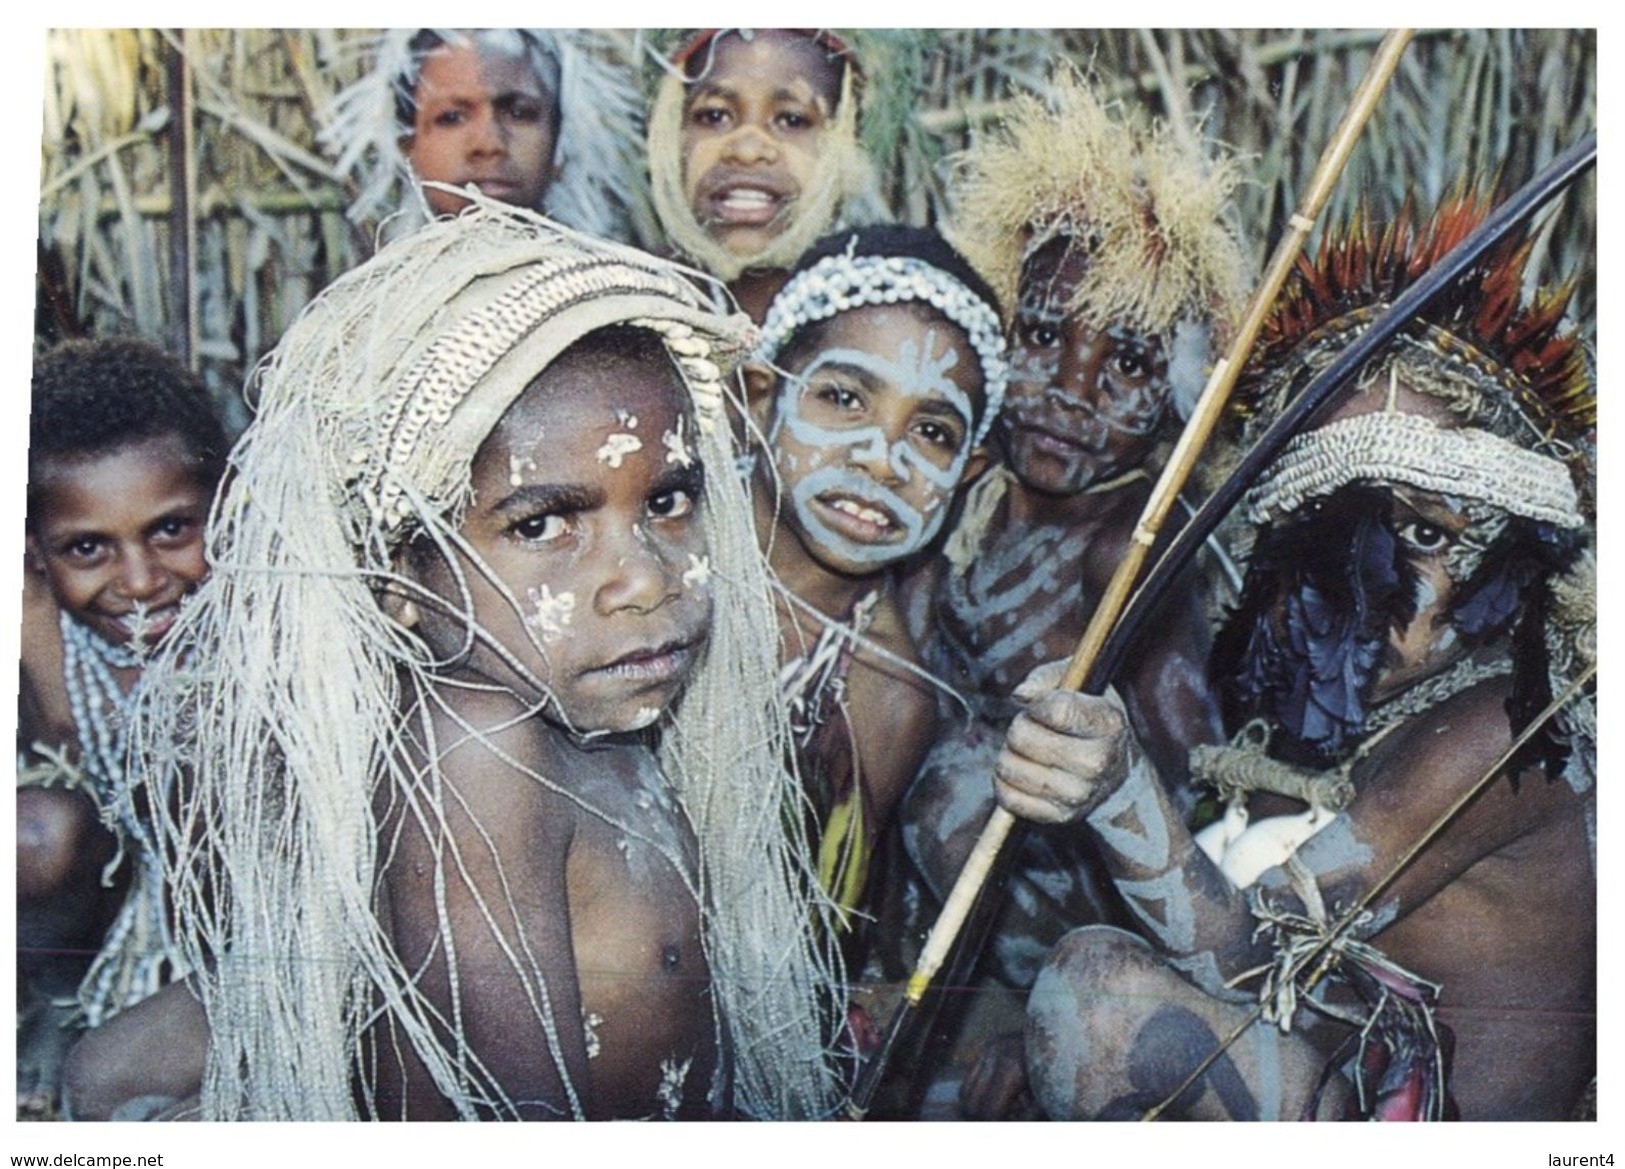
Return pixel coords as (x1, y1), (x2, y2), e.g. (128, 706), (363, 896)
(754, 253), (1009, 445)
(272, 206), (752, 539)
(1246, 410), (1583, 530)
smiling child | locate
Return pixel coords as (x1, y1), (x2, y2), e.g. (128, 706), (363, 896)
(647, 30), (873, 321)
(18, 338), (225, 1112)
(743, 225), (1004, 932)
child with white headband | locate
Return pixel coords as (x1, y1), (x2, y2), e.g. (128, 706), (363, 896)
(741, 225), (1006, 939)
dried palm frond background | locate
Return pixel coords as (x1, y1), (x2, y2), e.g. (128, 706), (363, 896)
(37, 28), (1595, 432)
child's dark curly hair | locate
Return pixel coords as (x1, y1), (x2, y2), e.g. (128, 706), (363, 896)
(29, 338), (227, 522)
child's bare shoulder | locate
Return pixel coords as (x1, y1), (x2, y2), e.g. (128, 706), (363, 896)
(401, 679), (581, 836)
(851, 589), (933, 708)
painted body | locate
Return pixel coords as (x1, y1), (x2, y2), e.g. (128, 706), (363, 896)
(1016, 373), (1596, 1120)
(749, 296), (989, 930)
(64, 340), (733, 1121)
(900, 235), (1221, 990)
(374, 343), (725, 1118)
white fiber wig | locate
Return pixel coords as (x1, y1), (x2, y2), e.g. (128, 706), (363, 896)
(135, 204), (843, 1120)
(323, 29), (655, 245)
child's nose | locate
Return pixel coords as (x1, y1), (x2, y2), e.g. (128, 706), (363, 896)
(593, 527), (680, 617)
(467, 109), (508, 155)
(721, 122), (778, 166)
(114, 547), (168, 601)
(847, 427), (909, 486)
(1054, 334), (1103, 397)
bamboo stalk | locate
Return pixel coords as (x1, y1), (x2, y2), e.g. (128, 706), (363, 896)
(80, 189), (349, 220)
(913, 28), (1441, 135)
(165, 29), (197, 367)
(847, 27), (1416, 1121)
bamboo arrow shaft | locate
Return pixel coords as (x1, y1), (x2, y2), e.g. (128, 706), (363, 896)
(897, 27), (1415, 1015)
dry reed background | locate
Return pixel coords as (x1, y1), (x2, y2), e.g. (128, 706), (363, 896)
(36, 28), (1596, 432)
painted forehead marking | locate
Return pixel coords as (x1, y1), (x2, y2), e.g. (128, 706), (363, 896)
(792, 337), (973, 425)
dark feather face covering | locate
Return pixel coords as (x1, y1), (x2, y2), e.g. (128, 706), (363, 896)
(1215, 191), (1595, 780)
(1215, 479), (1586, 772)
(1213, 485), (1413, 767)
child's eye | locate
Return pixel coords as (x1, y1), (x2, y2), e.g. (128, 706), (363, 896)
(1021, 321), (1061, 349)
(775, 108), (814, 131)
(152, 516), (200, 544)
(1397, 519), (1452, 554)
(689, 104), (730, 129)
(512, 513), (570, 543)
(432, 109), (466, 128)
(648, 488), (699, 520)
(914, 419), (963, 451)
(500, 97), (544, 123)
(1113, 349), (1147, 379)
(815, 384), (864, 412)
(62, 536), (107, 563)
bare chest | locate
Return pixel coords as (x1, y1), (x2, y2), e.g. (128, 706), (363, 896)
(1377, 806), (1595, 1007)
(564, 766), (718, 1116)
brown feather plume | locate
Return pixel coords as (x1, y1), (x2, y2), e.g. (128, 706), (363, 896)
(1236, 188), (1592, 438)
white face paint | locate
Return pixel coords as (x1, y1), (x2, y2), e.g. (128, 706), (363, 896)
(655, 1055), (694, 1121)
(681, 553), (711, 589)
(524, 583), (576, 643)
(662, 417), (694, 468)
(507, 451), (536, 488)
(596, 432), (643, 468)
(767, 314), (982, 571)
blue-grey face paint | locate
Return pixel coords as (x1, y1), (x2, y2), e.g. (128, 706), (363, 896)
(770, 333), (977, 566)
(785, 465), (938, 565)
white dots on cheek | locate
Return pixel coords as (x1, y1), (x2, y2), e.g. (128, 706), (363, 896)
(615, 409), (640, 430)
(524, 584), (577, 643)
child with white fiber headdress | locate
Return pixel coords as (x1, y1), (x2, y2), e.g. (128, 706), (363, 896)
(66, 204), (844, 1121)
(324, 29), (653, 245)
(646, 29), (877, 322)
